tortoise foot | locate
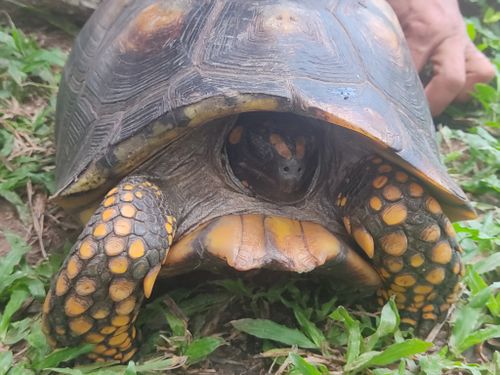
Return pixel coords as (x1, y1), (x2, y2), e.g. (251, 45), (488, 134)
(42, 177), (176, 362)
(338, 156), (464, 336)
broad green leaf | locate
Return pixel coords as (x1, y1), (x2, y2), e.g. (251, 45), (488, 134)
(34, 345), (94, 370)
(185, 337), (225, 364)
(231, 319), (317, 349)
(345, 339), (432, 372)
(164, 310), (187, 337)
(0, 232), (31, 295)
(454, 325), (500, 354)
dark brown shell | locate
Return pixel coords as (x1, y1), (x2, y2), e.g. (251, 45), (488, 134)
(54, 0), (474, 220)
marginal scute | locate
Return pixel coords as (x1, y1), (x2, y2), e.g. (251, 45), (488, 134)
(69, 316), (93, 335)
(408, 183), (424, 197)
(55, 271), (70, 296)
(79, 239), (97, 259)
(67, 256), (83, 279)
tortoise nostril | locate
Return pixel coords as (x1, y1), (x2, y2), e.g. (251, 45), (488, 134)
(284, 166), (289, 172)
(298, 167), (302, 172)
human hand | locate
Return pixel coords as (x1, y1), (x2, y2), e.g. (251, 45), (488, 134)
(387, 0), (496, 116)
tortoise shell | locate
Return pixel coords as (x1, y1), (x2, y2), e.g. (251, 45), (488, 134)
(54, 0), (475, 220)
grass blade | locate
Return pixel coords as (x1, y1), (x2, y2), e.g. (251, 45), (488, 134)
(231, 319), (318, 349)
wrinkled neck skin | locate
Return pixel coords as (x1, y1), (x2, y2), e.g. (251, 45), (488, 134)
(137, 113), (377, 240)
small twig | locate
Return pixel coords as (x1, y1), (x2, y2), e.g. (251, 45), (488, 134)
(27, 180), (47, 258)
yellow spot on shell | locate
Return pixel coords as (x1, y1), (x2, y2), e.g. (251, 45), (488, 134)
(128, 239), (145, 258)
(102, 208), (117, 222)
(55, 326), (65, 336)
(105, 236), (126, 256)
(394, 274), (416, 287)
(93, 223), (109, 238)
(111, 314), (131, 327)
(420, 225), (441, 243)
(382, 185), (402, 201)
(425, 267), (446, 285)
(440, 303), (450, 312)
(143, 265), (161, 298)
(120, 204), (136, 218)
(109, 256), (129, 274)
(66, 256), (82, 279)
(353, 226), (374, 258)
(452, 261), (461, 275)
(64, 295), (91, 317)
(394, 292), (406, 304)
(55, 271), (70, 296)
(431, 241), (453, 264)
(379, 267), (391, 279)
(413, 294), (425, 303)
(339, 196), (347, 207)
(135, 191), (143, 199)
(409, 254), (425, 268)
(381, 203), (407, 226)
(395, 171), (408, 183)
(372, 157), (382, 164)
(372, 175), (388, 189)
(103, 196), (116, 207)
(378, 164), (392, 173)
(86, 333), (105, 344)
(79, 239), (97, 259)
(69, 316), (93, 335)
(380, 231), (407, 256)
(408, 183), (424, 197)
(109, 332), (129, 346)
(116, 296), (136, 315)
(109, 279), (135, 302)
(123, 184), (134, 191)
(75, 277), (97, 296)
(114, 218), (132, 236)
(426, 197), (442, 215)
(369, 196), (383, 211)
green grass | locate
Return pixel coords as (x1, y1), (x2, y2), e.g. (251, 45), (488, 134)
(0, 3), (499, 374)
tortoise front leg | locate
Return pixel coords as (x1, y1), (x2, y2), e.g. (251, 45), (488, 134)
(337, 157), (463, 336)
(42, 177), (176, 362)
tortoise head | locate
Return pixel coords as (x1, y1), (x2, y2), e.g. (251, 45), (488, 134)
(226, 112), (319, 203)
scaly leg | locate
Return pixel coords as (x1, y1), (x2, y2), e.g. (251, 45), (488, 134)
(337, 156), (463, 335)
(42, 177), (176, 362)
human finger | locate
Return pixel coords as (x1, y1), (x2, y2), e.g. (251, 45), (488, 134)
(455, 41), (496, 102)
(424, 36), (467, 116)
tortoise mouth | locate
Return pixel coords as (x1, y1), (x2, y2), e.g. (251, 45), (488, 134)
(161, 214), (381, 289)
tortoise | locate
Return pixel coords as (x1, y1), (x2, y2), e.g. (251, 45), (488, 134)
(42, 0), (476, 362)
